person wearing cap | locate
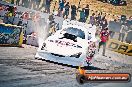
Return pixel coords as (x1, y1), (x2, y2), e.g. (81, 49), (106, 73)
(98, 27), (109, 56)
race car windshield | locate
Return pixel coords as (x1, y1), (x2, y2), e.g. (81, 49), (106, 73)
(64, 27), (85, 39)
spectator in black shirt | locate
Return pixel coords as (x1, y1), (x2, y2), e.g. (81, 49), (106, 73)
(71, 5), (77, 20)
(95, 13), (102, 26)
(84, 4), (89, 20)
(79, 8), (86, 22)
(45, 0), (52, 13)
(63, 2), (70, 19)
(100, 16), (108, 29)
(58, 0), (65, 17)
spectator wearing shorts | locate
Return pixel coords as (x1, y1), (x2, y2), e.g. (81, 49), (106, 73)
(98, 27), (110, 56)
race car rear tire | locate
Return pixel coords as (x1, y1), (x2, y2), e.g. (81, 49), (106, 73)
(76, 74), (86, 84)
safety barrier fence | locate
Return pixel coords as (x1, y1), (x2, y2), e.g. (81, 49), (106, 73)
(107, 39), (132, 56)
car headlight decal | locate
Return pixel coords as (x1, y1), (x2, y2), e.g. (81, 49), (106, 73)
(41, 42), (46, 50)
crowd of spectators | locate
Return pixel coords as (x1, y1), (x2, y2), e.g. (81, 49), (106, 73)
(0, 0), (131, 44)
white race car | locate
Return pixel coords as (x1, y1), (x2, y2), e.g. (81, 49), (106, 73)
(35, 19), (98, 67)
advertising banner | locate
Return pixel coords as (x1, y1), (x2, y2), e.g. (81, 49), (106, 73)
(0, 23), (23, 46)
(107, 39), (132, 56)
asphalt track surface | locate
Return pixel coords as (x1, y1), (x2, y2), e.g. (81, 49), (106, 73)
(0, 1), (132, 86)
(0, 46), (132, 87)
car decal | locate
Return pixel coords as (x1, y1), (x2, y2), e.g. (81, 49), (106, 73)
(48, 39), (82, 48)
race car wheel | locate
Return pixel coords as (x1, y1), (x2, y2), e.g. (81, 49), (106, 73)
(41, 43), (46, 50)
(76, 74), (86, 84)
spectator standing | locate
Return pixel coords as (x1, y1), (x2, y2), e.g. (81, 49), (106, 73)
(100, 16), (108, 29)
(79, 8), (85, 22)
(71, 5), (77, 20)
(109, 19), (117, 38)
(17, 18), (23, 26)
(95, 13), (102, 26)
(59, 0), (65, 11)
(126, 30), (132, 44)
(47, 14), (56, 36)
(120, 15), (127, 24)
(21, 0), (29, 8)
(25, 0), (30, 8)
(118, 22), (128, 42)
(32, 0), (37, 9)
(45, 0), (52, 13)
(11, 0), (14, 4)
(35, 0), (41, 10)
(21, 0), (25, 7)
(63, 2), (70, 19)
(89, 13), (96, 25)
(84, 4), (89, 21)
(16, 0), (20, 6)
(58, 0), (64, 16)
(48, 13), (55, 28)
(98, 28), (109, 56)
(39, 0), (46, 11)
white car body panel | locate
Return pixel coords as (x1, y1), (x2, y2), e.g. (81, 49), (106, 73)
(35, 19), (98, 66)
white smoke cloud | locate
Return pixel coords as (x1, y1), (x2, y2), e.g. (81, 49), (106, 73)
(33, 18), (49, 47)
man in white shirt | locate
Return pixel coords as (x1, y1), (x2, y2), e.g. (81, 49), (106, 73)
(118, 22), (128, 42)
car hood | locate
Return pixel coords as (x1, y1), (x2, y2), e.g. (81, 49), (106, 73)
(44, 34), (88, 56)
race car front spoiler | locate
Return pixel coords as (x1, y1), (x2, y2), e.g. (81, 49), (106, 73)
(35, 50), (88, 67)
